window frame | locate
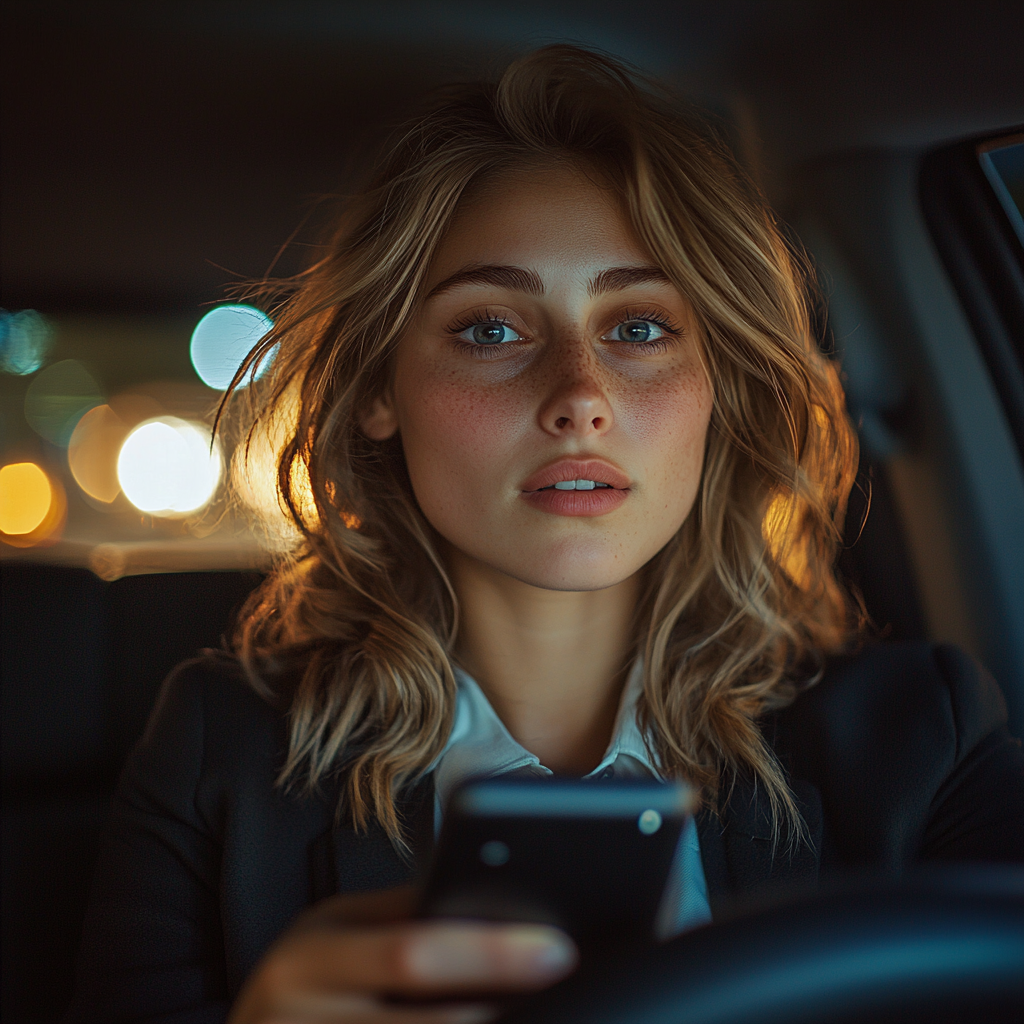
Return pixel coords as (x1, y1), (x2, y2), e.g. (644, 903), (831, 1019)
(920, 130), (1024, 463)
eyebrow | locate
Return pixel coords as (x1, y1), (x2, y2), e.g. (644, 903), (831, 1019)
(426, 265), (543, 299)
(425, 264), (671, 300)
(587, 266), (671, 297)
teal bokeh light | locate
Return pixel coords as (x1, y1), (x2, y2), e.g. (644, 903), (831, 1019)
(0, 310), (55, 376)
(189, 305), (275, 391)
(24, 359), (104, 447)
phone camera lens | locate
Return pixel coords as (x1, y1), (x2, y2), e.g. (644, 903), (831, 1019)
(638, 809), (662, 834)
(479, 840), (510, 866)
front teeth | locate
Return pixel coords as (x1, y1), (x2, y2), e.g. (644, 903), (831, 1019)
(551, 479), (610, 490)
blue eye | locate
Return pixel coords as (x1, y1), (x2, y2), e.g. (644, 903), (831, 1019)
(609, 319), (666, 344)
(458, 321), (522, 345)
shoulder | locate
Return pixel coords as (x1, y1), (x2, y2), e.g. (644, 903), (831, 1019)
(771, 642), (1024, 866)
(768, 642), (1018, 863)
(142, 651), (285, 754)
(776, 642), (1008, 766)
(123, 651), (290, 819)
(146, 650), (284, 739)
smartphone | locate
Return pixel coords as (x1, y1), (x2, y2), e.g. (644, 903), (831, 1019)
(419, 776), (695, 953)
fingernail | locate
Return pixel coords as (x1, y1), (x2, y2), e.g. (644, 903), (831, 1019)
(407, 925), (576, 983)
(407, 929), (490, 981)
(504, 926), (577, 976)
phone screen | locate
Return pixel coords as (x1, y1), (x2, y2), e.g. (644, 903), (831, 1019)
(419, 777), (695, 953)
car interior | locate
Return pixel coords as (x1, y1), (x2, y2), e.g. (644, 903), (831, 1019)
(2, 2), (1022, 1021)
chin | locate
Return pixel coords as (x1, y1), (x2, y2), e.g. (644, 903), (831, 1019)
(497, 537), (647, 593)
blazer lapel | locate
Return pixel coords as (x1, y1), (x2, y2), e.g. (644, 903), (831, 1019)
(698, 774), (822, 915)
(310, 775), (437, 901)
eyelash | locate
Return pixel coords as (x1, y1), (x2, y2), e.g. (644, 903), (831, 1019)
(447, 308), (510, 334)
(444, 306), (684, 358)
(447, 309), (522, 359)
(611, 307), (684, 353)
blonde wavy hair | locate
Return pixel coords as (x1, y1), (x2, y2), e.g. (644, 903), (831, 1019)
(223, 45), (859, 847)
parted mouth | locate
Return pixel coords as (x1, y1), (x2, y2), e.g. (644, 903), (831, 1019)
(538, 479), (613, 491)
(520, 459), (631, 493)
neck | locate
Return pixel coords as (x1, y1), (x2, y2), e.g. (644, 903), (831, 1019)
(448, 549), (639, 776)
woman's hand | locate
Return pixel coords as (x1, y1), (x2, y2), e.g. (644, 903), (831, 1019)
(228, 887), (578, 1024)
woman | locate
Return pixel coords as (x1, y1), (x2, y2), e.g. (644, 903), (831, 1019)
(68, 46), (1024, 1024)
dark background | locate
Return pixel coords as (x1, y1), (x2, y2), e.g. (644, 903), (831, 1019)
(5, 1), (1022, 315)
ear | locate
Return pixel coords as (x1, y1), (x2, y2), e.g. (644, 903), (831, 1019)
(358, 393), (399, 441)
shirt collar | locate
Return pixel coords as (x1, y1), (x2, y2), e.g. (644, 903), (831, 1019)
(429, 661), (659, 816)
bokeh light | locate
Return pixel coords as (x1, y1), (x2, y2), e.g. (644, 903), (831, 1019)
(117, 417), (222, 515)
(0, 462), (67, 546)
(0, 310), (55, 376)
(24, 359), (103, 446)
(108, 391), (165, 427)
(190, 305), (275, 391)
(0, 463), (51, 533)
(68, 404), (131, 503)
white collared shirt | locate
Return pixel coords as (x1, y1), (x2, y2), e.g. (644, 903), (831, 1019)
(429, 663), (713, 937)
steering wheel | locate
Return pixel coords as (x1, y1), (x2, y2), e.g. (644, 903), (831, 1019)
(500, 866), (1024, 1024)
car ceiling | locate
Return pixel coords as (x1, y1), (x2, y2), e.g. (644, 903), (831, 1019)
(3, 0), (1022, 314)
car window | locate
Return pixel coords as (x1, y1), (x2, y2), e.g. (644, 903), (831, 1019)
(979, 137), (1024, 246)
(0, 307), (279, 575)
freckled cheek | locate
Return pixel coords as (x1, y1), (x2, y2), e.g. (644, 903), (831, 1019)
(621, 374), (712, 498)
(400, 380), (526, 506)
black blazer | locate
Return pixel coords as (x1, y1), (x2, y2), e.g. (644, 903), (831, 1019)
(66, 642), (1024, 1023)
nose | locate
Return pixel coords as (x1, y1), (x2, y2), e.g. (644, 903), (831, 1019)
(536, 342), (614, 438)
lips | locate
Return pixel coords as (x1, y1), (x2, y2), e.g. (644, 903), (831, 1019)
(519, 458), (631, 518)
(520, 459), (630, 493)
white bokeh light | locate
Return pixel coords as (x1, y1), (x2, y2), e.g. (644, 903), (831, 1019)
(117, 418), (222, 515)
(189, 305), (275, 391)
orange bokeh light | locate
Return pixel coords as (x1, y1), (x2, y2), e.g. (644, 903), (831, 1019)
(0, 462), (67, 547)
(68, 404), (131, 503)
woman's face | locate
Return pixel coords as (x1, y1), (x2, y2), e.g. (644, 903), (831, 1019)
(363, 164), (713, 591)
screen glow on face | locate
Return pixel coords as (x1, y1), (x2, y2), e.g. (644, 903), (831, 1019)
(364, 165), (712, 593)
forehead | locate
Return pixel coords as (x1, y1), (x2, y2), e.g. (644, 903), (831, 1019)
(425, 163), (652, 290)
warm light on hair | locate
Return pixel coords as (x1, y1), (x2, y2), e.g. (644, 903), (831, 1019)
(232, 383), (319, 547)
(220, 46), (859, 847)
(762, 492), (810, 589)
